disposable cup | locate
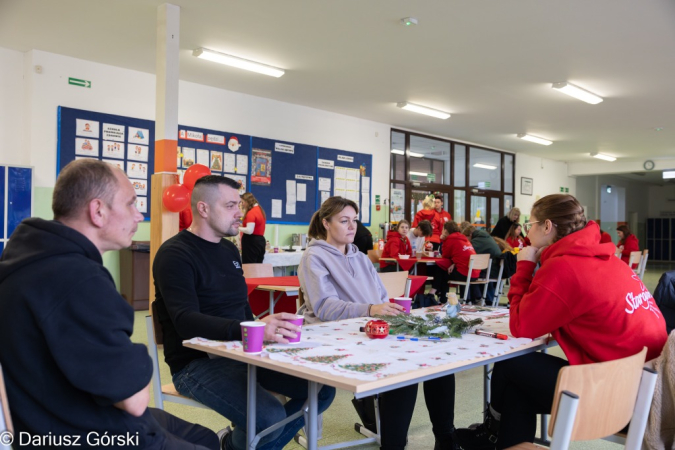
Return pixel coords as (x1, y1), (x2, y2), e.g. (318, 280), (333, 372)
(240, 321), (266, 354)
(394, 297), (413, 314)
(284, 315), (304, 344)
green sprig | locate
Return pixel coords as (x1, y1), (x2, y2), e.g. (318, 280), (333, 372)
(375, 314), (483, 339)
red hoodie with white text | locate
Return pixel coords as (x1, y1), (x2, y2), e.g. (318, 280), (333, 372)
(508, 221), (666, 365)
(436, 232), (480, 278)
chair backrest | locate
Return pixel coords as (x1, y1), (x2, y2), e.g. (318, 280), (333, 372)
(0, 363), (13, 443)
(242, 263), (274, 278)
(469, 253), (491, 271)
(367, 249), (382, 264)
(638, 249), (649, 279)
(150, 301), (164, 346)
(628, 251), (642, 268)
(377, 271), (409, 299)
(549, 347), (648, 442)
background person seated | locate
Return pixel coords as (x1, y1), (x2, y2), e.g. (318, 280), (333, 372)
(380, 219), (413, 272)
(617, 224), (640, 267)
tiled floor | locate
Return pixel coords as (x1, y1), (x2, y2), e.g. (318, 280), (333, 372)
(132, 263), (671, 449)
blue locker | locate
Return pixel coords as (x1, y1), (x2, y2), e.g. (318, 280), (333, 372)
(0, 166), (5, 239)
(7, 167), (32, 239)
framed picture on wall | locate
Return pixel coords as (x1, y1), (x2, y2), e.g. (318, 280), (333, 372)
(521, 177), (533, 196)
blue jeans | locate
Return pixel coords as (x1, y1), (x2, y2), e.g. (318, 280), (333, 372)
(173, 358), (336, 450)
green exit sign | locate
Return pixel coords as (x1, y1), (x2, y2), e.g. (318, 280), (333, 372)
(69, 77), (91, 88)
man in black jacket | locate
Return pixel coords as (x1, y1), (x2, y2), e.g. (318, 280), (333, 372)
(0, 159), (218, 449)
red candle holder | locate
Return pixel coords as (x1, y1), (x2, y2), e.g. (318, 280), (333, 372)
(365, 319), (389, 339)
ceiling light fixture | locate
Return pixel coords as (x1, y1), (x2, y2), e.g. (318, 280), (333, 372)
(473, 163), (497, 170)
(390, 149), (405, 155)
(409, 171), (429, 177)
(192, 47), (285, 78)
(401, 17), (418, 26)
(517, 133), (552, 146)
(591, 152), (617, 162)
(408, 151), (424, 158)
(396, 102), (451, 120)
(551, 82), (603, 104)
(663, 171), (675, 179)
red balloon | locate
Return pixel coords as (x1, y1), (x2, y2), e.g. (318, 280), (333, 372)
(183, 164), (212, 191)
(163, 184), (191, 212)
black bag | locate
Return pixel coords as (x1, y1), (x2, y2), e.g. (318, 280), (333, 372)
(412, 293), (439, 309)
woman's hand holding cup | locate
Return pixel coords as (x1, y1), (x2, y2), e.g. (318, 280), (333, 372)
(370, 302), (404, 316)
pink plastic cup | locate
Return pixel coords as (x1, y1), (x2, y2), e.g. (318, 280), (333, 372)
(240, 321), (266, 354)
(284, 315), (304, 344)
(394, 297), (412, 314)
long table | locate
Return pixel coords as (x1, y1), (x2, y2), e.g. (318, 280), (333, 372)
(379, 256), (442, 275)
(184, 308), (553, 450)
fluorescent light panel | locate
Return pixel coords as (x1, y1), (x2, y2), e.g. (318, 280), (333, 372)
(552, 82), (603, 104)
(517, 133), (552, 146)
(663, 171), (675, 179)
(473, 163), (497, 170)
(591, 152), (617, 162)
(409, 171), (429, 177)
(396, 102), (451, 120)
(390, 149), (424, 158)
(193, 48), (285, 78)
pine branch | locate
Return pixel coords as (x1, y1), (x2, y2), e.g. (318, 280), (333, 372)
(374, 314), (483, 339)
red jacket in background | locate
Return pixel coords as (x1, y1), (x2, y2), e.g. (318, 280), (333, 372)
(619, 234), (640, 266)
(380, 230), (412, 268)
(243, 205), (266, 236)
(413, 209), (443, 244)
(506, 236), (526, 250)
(600, 231), (613, 244)
(436, 209), (452, 224)
(508, 221), (666, 365)
(436, 232), (480, 278)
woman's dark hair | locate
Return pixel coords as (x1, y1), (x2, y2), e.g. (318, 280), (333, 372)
(530, 194), (587, 242)
(617, 225), (633, 239)
(443, 221), (460, 234)
(241, 192), (266, 220)
(416, 220), (433, 237)
(505, 223), (522, 241)
(307, 196), (359, 240)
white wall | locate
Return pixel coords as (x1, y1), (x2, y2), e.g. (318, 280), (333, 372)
(514, 153), (576, 217)
(5, 49), (391, 195)
(0, 47), (27, 166)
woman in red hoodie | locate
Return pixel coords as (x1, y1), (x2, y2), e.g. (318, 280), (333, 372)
(617, 224), (640, 267)
(380, 220), (413, 272)
(505, 223), (526, 250)
(412, 195), (443, 250)
(456, 194), (667, 450)
(428, 221), (482, 303)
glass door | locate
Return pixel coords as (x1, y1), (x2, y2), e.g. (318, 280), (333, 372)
(468, 193), (502, 231)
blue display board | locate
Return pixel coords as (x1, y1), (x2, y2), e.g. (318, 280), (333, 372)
(250, 137), (318, 225)
(177, 126), (250, 195)
(317, 147), (372, 226)
(7, 167), (32, 238)
(57, 106), (155, 220)
(0, 167), (5, 240)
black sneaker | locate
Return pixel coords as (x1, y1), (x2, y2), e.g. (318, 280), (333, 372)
(434, 428), (460, 450)
(455, 409), (499, 450)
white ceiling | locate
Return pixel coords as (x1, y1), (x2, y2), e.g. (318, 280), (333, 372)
(2, 0), (675, 165)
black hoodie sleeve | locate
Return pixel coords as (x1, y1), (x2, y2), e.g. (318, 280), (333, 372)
(41, 273), (152, 405)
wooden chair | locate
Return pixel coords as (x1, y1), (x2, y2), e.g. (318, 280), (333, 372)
(505, 347), (657, 450)
(146, 302), (211, 410)
(636, 249), (649, 280)
(448, 254), (492, 303)
(0, 364), (13, 450)
(367, 249), (382, 265)
(486, 258), (505, 307)
(242, 263), (274, 278)
(377, 271), (412, 299)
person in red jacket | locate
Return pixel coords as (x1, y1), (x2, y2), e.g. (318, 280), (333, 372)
(617, 224), (640, 267)
(413, 195), (443, 250)
(380, 220), (413, 272)
(456, 194), (667, 450)
(428, 221), (481, 303)
(434, 194), (452, 224)
(505, 223), (526, 250)
(240, 192), (267, 263)
(600, 228), (613, 244)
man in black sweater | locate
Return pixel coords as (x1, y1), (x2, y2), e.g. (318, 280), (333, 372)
(153, 176), (335, 450)
(0, 159), (218, 449)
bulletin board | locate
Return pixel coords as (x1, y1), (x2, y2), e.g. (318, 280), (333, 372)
(317, 147), (372, 226)
(249, 137), (318, 225)
(177, 125), (250, 195)
(57, 106), (155, 220)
